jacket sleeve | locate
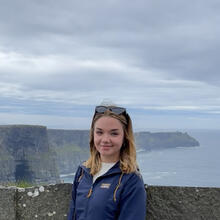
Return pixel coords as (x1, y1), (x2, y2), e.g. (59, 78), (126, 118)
(118, 173), (147, 220)
(67, 166), (81, 220)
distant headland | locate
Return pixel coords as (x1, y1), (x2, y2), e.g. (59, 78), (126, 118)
(0, 125), (199, 184)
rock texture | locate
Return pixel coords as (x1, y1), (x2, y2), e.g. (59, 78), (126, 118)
(147, 185), (220, 220)
(0, 184), (220, 220)
(0, 125), (59, 184)
(0, 186), (16, 220)
(16, 184), (71, 220)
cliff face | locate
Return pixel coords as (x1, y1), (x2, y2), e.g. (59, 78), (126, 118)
(0, 126), (200, 182)
(47, 129), (90, 174)
(0, 125), (59, 184)
(135, 131), (200, 151)
(47, 129), (90, 150)
(47, 129), (200, 175)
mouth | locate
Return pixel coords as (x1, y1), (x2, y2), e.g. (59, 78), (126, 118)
(101, 145), (112, 148)
(100, 145), (112, 149)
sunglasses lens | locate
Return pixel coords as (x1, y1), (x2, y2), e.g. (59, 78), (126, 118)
(95, 106), (126, 115)
(95, 106), (107, 113)
(111, 107), (126, 115)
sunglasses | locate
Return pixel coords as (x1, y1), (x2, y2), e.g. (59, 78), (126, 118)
(95, 105), (127, 115)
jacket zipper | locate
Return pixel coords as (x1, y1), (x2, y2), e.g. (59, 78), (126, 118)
(87, 186), (93, 198)
(73, 210), (76, 220)
(84, 183), (93, 218)
(113, 173), (124, 202)
(80, 165), (122, 218)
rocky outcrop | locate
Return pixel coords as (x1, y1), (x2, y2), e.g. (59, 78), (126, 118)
(135, 131), (200, 151)
(0, 125), (59, 184)
(0, 184), (219, 220)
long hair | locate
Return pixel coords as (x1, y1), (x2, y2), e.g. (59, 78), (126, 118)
(84, 107), (138, 175)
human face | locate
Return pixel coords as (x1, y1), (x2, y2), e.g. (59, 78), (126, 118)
(94, 116), (124, 163)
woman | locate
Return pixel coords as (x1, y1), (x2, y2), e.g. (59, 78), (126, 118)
(68, 104), (146, 220)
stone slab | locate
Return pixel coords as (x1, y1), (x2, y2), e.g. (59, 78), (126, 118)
(1, 184), (220, 220)
(146, 185), (220, 220)
(0, 186), (16, 220)
(16, 184), (72, 220)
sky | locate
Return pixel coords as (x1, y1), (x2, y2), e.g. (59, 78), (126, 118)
(0, 0), (220, 131)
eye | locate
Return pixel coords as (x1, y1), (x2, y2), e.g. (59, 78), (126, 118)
(95, 130), (103, 135)
(111, 132), (119, 136)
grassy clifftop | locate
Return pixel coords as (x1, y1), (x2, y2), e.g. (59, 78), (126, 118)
(135, 131), (200, 151)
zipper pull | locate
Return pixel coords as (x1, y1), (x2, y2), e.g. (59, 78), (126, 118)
(87, 187), (93, 198)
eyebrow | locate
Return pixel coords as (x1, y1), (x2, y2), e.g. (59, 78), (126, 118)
(95, 128), (120, 131)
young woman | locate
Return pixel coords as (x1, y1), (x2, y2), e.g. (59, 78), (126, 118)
(68, 105), (146, 220)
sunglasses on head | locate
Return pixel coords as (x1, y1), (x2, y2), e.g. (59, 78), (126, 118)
(95, 105), (127, 115)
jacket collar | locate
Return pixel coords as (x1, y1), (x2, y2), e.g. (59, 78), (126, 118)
(80, 161), (121, 176)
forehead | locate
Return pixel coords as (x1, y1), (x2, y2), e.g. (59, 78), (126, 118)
(94, 116), (123, 130)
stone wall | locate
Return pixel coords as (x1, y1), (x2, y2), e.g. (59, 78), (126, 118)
(0, 184), (220, 220)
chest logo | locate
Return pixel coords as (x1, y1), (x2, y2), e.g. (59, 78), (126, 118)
(100, 183), (111, 189)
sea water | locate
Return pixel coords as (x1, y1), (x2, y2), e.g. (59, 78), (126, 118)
(138, 129), (220, 187)
(62, 129), (220, 187)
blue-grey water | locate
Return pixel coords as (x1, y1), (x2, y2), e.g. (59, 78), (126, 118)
(62, 130), (220, 187)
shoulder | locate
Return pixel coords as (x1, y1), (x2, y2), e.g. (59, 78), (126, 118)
(72, 165), (82, 182)
(74, 163), (88, 181)
(123, 171), (145, 188)
(119, 171), (146, 203)
(125, 169), (144, 181)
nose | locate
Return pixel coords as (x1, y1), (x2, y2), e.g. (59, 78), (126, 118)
(101, 133), (110, 143)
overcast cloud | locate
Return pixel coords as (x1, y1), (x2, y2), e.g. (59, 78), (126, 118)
(0, 0), (220, 130)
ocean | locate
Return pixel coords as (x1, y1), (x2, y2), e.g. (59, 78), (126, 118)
(61, 129), (220, 187)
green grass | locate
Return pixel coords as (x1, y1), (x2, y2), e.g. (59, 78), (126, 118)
(6, 180), (35, 188)
(54, 144), (83, 153)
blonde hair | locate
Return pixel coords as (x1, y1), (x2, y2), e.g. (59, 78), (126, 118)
(84, 107), (138, 175)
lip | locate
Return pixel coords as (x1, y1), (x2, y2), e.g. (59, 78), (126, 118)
(101, 145), (112, 148)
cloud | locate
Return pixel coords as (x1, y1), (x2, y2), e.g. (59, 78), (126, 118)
(0, 0), (220, 129)
(0, 112), (91, 129)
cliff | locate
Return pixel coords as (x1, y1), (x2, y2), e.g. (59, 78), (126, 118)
(0, 184), (219, 220)
(47, 129), (90, 174)
(0, 125), (59, 184)
(0, 125), (200, 183)
(135, 131), (200, 151)
(48, 129), (200, 174)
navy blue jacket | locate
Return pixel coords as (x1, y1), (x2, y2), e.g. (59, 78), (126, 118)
(68, 162), (146, 220)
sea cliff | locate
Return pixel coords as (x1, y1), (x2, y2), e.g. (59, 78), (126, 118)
(0, 125), (199, 183)
(48, 128), (199, 175)
(0, 125), (59, 184)
(135, 131), (200, 151)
